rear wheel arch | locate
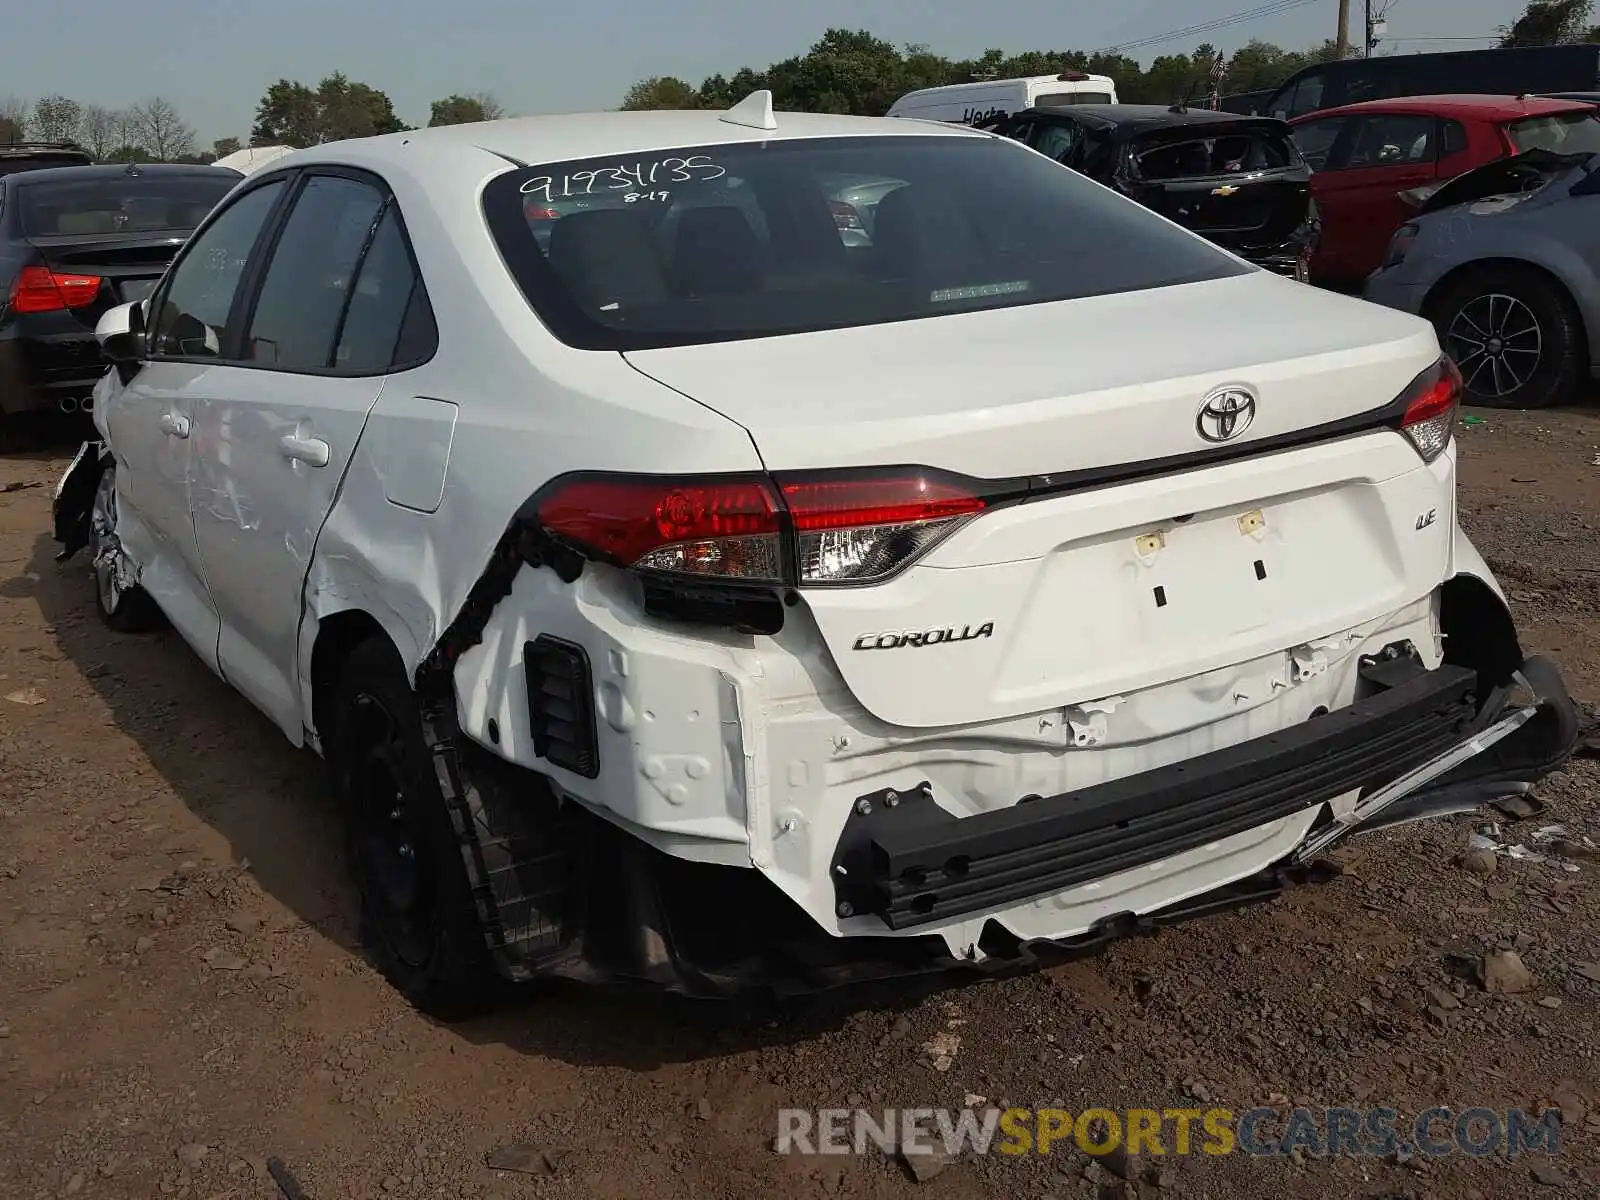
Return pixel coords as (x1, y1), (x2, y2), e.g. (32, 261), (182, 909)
(1439, 572), (1523, 693)
(308, 609), (409, 753)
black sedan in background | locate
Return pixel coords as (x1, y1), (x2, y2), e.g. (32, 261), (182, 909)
(979, 104), (1318, 280)
(0, 162), (239, 423)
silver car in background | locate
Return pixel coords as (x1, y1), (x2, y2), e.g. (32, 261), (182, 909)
(1365, 145), (1600, 410)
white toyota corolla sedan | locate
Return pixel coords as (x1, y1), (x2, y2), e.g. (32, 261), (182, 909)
(51, 93), (1579, 1017)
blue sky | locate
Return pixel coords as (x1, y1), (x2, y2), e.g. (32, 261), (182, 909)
(7, 0), (1528, 145)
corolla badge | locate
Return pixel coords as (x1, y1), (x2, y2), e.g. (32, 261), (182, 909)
(1196, 386), (1257, 443)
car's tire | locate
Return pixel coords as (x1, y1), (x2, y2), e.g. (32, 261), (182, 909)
(1427, 265), (1587, 410)
(327, 637), (506, 1020)
(89, 462), (165, 633)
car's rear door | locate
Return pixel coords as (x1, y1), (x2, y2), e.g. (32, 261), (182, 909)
(188, 168), (434, 742)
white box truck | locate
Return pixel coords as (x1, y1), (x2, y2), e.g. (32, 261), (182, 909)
(886, 72), (1118, 125)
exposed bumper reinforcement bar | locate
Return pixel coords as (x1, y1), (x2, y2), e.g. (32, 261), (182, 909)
(831, 645), (1578, 931)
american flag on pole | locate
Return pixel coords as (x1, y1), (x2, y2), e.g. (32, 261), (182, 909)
(1207, 51), (1228, 109)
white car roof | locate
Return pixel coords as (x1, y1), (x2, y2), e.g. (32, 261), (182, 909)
(269, 106), (984, 194)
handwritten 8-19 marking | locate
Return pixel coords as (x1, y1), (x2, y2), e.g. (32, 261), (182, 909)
(520, 156), (727, 202)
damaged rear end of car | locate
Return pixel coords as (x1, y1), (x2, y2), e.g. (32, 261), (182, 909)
(383, 125), (1579, 1002)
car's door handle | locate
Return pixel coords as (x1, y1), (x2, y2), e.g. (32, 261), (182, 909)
(279, 434), (330, 468)
(158, 412), (190, 438)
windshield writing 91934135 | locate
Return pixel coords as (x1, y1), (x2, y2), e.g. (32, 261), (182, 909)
(519, 156), (727, 203)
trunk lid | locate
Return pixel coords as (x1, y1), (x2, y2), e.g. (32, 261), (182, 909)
(25, 232), (184, 328)
(624, 270), (1438, 477)
(626, 270), (1450, 729)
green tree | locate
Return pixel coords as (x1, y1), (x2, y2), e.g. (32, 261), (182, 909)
(212, 136), (242, 159)
(0, 96), (27, 144)
(317, 73), (407, 140)
(251, 79), (321, 146)
(1501, 0), (1594, 45)
(617, 30), (1361, 116)
(104, 144), (149, 164)
(32, 95), (81, 143)
(621, 76), (700, 110)
(250, 74), (405, 147)
(428, 93), (505, 126)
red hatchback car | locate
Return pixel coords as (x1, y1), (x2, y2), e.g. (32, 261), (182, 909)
(1290, 94), (1600, 287)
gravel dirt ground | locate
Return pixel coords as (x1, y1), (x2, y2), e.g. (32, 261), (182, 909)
(3, 407), (1600, 1200)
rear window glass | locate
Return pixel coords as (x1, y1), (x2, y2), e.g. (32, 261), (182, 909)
(1130, 129), (1298, 180)
(18, 174), (235, 237)
(1035, 91), (1113, 106)
(1506, 111), (1600, 156)
(483, 134), (1247, 351)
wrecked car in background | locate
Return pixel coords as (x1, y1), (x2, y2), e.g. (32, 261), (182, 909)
(1366, 147), (1600, 409)
(52, 95), (1580, 1019)
(1290, 93), (1600, 290)
(981, 103), (1317, 279)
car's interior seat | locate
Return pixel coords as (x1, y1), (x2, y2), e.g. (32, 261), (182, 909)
(546, 208), (668, 312)
(669, 206), (766, 297)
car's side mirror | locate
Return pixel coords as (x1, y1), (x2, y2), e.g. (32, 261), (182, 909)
(95, 300), (145, 382)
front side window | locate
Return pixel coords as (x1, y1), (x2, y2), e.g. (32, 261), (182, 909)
(483, 135), (1248, 352)
(1346, 115), (1436, 168)
(149, 179), (285, 359)
(1506, 111), (1600, 156)
(243, 174), (385, 371)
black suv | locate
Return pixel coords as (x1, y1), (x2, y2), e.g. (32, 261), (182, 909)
(980, 104), (1318, 281)
(0, 162), (240, 422)
(0, 141), (94, 179)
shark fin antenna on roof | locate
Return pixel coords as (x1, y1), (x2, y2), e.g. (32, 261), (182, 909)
(720, 89), (778, 131)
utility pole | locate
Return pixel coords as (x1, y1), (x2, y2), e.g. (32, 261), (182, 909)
(1336, 0), (1350, 57)
(1364, 0), (1372, 57)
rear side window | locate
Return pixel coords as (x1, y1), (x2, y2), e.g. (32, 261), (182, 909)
(334, 206), (437, 372)
(1440, 120), (1470, 157)
(483, 134), (1247, 352)
(1506, 111), (1600, 155)
(243, 175), (385, 371)
(17, 174), (235, 237)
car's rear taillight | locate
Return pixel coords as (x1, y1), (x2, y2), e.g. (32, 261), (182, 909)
(536, 476), (785, 582)
(533, 469), (988, 587)
(1398, 356), (1462, 463)
(781, 475), (985, 584)
(828, 200), (865, 232)
(9, 265), (103, 314)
